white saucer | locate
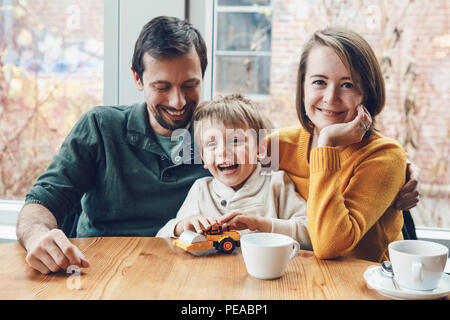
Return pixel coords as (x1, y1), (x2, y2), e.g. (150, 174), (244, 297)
(364, 266), (450, 300)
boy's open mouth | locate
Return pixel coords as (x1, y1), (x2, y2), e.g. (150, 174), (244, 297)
(218, 163), (239, 171)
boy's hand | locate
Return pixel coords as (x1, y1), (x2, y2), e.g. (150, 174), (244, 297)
(174, 215), (218, 237)
(219, 212), (271, 232)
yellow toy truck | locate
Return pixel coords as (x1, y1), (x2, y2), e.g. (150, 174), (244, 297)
(173, 224), (240, 255)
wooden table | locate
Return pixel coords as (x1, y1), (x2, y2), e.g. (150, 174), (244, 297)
(0, 236), (438, 300)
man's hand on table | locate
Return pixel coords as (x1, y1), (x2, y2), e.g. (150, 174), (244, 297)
(25, 229), (90, 275)
(17, 203), (90, 274)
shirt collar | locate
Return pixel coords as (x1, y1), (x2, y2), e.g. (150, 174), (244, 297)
(127, 102), (151, 135)
(126, 102), (200, 163)
(211, 163), (264, 199)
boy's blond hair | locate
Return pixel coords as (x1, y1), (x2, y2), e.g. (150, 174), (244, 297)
(193, 94), (272, 148)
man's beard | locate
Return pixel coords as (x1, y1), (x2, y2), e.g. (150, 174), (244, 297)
(151, 102), (196, 131)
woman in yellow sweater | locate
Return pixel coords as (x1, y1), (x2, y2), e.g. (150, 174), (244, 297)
(275, 28), (407, 262)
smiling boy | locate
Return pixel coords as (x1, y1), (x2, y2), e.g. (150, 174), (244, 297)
(156, 94), (312, 249)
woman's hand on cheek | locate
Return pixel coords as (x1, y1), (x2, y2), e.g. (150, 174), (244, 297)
(317, 105), (371, 148)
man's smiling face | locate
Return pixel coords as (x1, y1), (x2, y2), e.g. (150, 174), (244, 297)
(132, 48), (203, 136)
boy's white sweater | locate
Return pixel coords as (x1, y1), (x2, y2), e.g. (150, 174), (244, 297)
(156, 164), (312, 250)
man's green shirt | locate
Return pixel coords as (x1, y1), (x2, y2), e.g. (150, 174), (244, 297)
(25, 102), (210, 237)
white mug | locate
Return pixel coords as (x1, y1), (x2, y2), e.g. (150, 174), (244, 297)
(240, 232), (300, 280)
(389, 240), (448, 291)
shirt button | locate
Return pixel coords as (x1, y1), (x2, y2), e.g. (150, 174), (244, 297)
(220, 200), (227, 207)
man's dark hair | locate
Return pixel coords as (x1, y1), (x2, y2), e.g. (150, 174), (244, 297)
(132, 16), (208, 80)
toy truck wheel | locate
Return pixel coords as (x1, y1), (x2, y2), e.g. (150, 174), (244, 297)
(219, 238), (235, 254)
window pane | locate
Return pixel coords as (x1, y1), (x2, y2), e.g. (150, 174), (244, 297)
(218, 0), (271, 6)
(0, 0), (104, 200)
(217, 12), (271, 51)
(215, 55), (270, 95)
(212, 0), (449, 228)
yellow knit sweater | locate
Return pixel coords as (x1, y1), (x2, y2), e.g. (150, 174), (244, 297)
(273, 126), (406, 262)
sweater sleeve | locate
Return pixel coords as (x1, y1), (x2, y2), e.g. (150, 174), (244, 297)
(156, 179), (202, 238)
(307, 144), (406, 259)
(270, 171), (312, 250)
(25, 110), (102, 227)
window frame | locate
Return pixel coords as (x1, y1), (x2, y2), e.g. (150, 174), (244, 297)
(213, 1), (273, 98)
(0, 0), (186, 237)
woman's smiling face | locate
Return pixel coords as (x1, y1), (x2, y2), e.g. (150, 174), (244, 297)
(303, 45), (364, 133)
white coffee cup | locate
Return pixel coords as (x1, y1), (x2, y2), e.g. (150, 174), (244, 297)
(240, 232), (300, 280)
(389, 240), (448, 291)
